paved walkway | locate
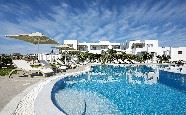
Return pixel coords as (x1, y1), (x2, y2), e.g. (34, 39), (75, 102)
(0, 64), (91, 115)
(0, 76), (45, 111)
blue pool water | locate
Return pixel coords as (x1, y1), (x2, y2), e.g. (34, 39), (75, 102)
(51, 65), (186, 114)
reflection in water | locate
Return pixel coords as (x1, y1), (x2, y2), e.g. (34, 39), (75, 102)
(127, 71), (159, 85)
(64, 65), (160, 85)
(64, 65), (186, 92)
(89, 65), (160, 85)
(64, 65), (186, 88)
(52, 65), (186, 114)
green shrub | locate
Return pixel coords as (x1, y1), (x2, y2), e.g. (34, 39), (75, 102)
(0, 68), (16, 76)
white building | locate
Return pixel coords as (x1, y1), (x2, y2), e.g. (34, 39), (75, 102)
(169, 47), (186, 62)
(125, 40), (159, 55)
(63, 39), (186, 62)
(64, 40), (122, 54)
(38, 53), (61, 62)
(37, 39), (186, 62)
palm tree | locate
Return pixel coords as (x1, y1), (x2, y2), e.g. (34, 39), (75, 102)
(99, 49), (118, 64)
(135, 55), (143, 63)
(0, 55), (2, 68)
(94, 53), (102, 62)
(156, 55), (162, 63)
(124, 54), (133, 62)
(120, 52), (128, 61)
(106, 48), (117, 63)
(157, 54), (171, 63)
(141, 52), (153, 63)
(100, 50), (107, 64)
(162, 54), (171, 63)
(156, 54), (170, 63)
(88, 53), (96, 62)
(1, 56), (12, 67)
(77, 51), (89, 62)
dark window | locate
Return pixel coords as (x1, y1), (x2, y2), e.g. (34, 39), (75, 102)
(178, 51), (182, 54)
(92, 46), (96, 50)
(112, 45), (120, 49)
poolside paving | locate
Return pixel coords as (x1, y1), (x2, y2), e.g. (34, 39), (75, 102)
(0, 76), (45, 111)
(0, 64), (91, 115)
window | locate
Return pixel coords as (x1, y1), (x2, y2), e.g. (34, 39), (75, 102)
(112, 45), (120, 49)
(66, 44), (73, 47)
(163, 51), (167, 55)
(147, 44), (153, 47)
(101, 45), (108, 49)
(92, 46), (96, 50)
(178, 51), (182, 54)
(136, 45), (143, 48)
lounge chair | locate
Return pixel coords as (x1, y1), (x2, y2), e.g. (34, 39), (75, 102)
(59, 65), (67, 72)
(124, 59), (131, 64)
(56, 59), (65, 65)
(113, 60), (119, 64)
(39, 60), (51, 67)
(71, 63), (77, 69)
(118, 59), (125, 64)
(9, 60), (54, 77)
(70, 62), (77, 69)
(56, 59), (68, 71)
(79, 60), (89, 65)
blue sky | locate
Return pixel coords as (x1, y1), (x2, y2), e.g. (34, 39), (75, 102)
(0, 0), (186, 54)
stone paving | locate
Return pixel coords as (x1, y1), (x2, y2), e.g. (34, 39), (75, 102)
(13, 75), (59, 115)
(0, 76), (44, 111)
(11, 65), (91, 115)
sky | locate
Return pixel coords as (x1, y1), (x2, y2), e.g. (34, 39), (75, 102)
(0, 0), (186, 54)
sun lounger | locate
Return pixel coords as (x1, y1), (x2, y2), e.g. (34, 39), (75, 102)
(56, 59), (64, 65)
(9, 60), (54, 77)
(58, 65), (67, 72)
(69, 62), (77, 69)
(39, 60), (51, 67)
(56, 59), (68, 71)
(113, 60), (119, 64)
(118, 59), (125, 64)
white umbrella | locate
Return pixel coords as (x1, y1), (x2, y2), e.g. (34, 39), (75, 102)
(53, 44), (78, 64)
(6, 32), (58, 54)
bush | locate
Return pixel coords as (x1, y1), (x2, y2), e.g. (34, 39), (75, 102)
(0, 68), (16, 76)
(0, 56), (12, 68)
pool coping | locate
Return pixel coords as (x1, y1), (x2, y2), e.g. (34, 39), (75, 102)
(34, 75), (67, 115)
(35, 67), (92, 115)
(0, 79), (45, 115)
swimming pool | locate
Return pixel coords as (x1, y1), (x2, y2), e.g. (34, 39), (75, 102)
(51, 65), (186, 114)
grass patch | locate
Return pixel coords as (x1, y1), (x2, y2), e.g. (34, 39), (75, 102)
(0, 68), (17, 76)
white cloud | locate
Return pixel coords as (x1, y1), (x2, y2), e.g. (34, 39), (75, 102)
(0, 0), (186, 54)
